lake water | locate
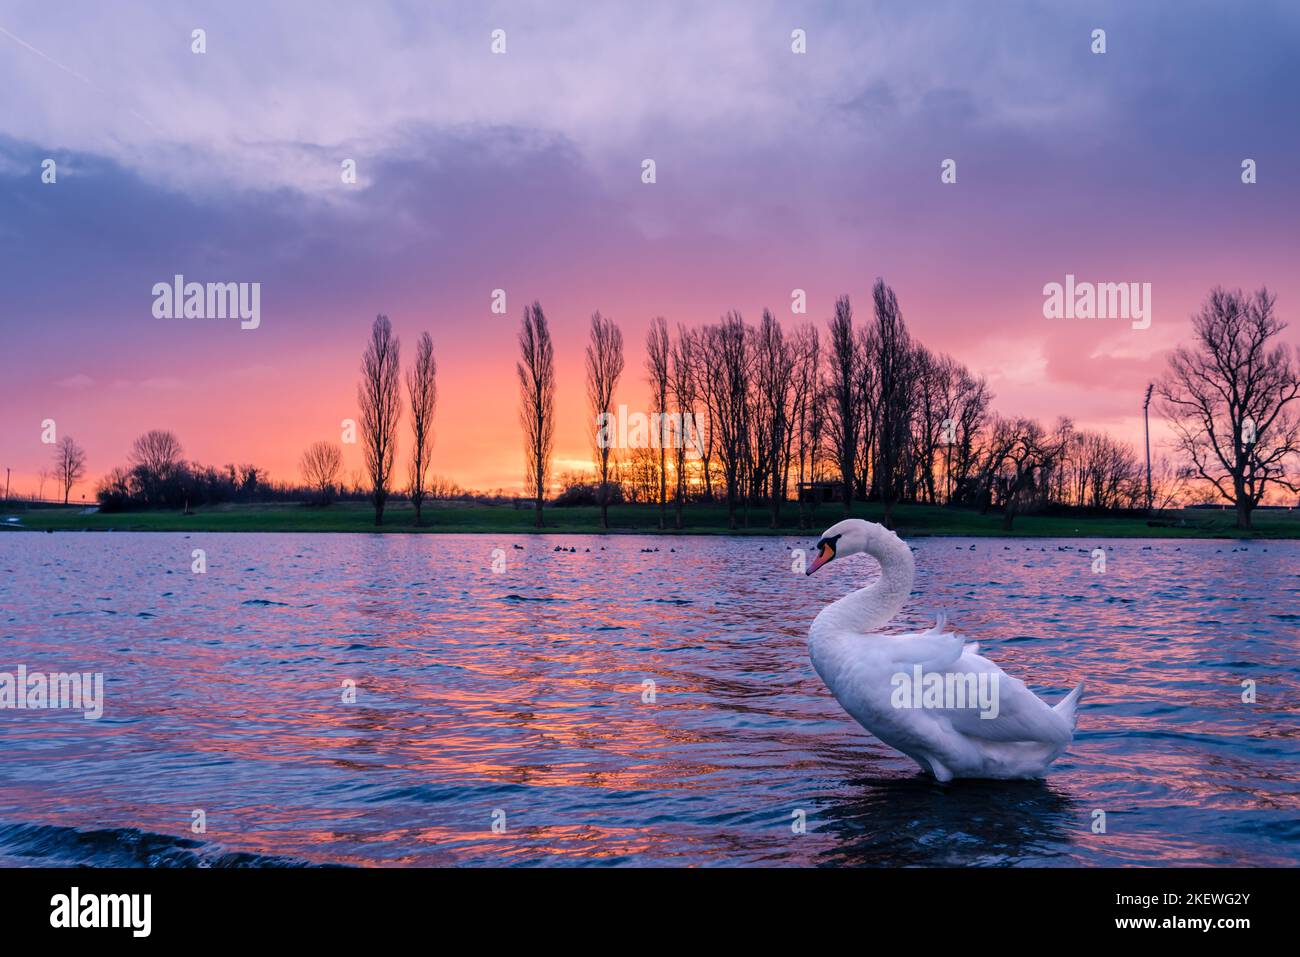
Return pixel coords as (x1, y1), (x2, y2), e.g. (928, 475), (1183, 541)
(1, 532), (1297, 867)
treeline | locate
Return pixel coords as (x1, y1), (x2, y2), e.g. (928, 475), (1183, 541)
(94, 427), (472, 513)
(527, 280), (1160, 531)
(97, 430), (282, 510)
(90, 315), (471, 520)
(96, 315), (458, 522)
(88, 283), (1296, 532)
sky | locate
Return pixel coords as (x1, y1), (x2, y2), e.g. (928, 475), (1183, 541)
(1, 0), (1298, 498)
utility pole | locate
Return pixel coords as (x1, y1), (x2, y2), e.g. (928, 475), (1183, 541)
(1143, 384), (1154, 512)
(3, 467), (9, 505)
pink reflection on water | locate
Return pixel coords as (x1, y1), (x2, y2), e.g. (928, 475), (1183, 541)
(0, 533), (1297, 866)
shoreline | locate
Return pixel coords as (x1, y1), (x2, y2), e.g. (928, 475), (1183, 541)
(4, 502), (1297, 540)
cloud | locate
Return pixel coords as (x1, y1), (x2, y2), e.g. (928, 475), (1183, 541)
(13, 0), (1291, 198)
(1, 2), (1297, 491)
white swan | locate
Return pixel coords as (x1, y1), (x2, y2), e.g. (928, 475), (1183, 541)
(806, 519), (1084, 782)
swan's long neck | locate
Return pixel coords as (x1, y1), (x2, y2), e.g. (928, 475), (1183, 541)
(812, 529), (915, 637)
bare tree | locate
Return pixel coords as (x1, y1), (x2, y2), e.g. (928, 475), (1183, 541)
(406, 331), (438, 525)
(854, 322), (879, 504)
(668, 323), (698, 529)
(426, 475), (464, 500)
(620, 446), (661, 503)
(790, 323), (822, 529)
(976, 416), (1064, 529)
(1150, 454), (1194, 511)
(1058, 430), (1141, 510)
(236, 464), (262, 499)
(129, 429), (183, 505)
(686, 327), (718, 502)
(1159, 287), (1300, 529)
(517, 301), (556, 528)
(646, 316), (671, 530)
(869, 279), (914, 528)
(130, 430), (183, 478)
(826, 295), (858, 517)
(774, 326), (801, 525)
(300, 441), (343, 504)
(706, 312), (752, 529)
(358, 314), (402, 526)
(947, 364), (992, 504)
(586, 311), (624, 529)
(752, 309), (796, 527)
(909, 347), (951, 504)
(54, 436), (87, 504)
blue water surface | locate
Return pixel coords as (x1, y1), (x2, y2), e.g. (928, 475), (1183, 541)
(0, 532), (1296, 866)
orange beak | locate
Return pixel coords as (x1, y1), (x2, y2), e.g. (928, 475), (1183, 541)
(807, 543), (834, 576)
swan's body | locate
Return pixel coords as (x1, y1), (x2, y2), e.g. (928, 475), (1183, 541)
(806, 519), (1083, 781)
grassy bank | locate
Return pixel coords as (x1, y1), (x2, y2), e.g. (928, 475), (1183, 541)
(4, 500), (1298, 538)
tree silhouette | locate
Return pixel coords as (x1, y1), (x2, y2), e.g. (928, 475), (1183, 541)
(585, 311), (624, 529)
(406, 331), (438, 525)
(358, 314), (401, 526)
(517, 302), (555, 528)
(1159, 287), (1300, 529)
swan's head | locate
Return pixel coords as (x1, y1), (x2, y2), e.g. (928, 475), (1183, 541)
(806, 518), (891, 575)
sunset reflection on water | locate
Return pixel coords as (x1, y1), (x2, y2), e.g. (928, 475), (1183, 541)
(1, 532), (1297, 866)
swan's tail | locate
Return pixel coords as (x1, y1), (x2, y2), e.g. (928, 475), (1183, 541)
(1054, 681), (1085, 731)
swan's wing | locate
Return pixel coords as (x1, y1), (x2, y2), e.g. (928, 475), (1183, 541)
(877, 628), (967, 673)
(924, 649), (1075, 745)
(875, 616), (1074, 746)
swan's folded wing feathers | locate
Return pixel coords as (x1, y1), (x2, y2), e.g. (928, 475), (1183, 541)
(869, 631), (1073, 745)
(879, 628), (967, 672)
(934, 659), (1075, 745)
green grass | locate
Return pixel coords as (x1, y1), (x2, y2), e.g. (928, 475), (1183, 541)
(4, 499), (1298, 538)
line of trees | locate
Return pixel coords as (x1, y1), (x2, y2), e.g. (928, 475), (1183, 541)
(351, 314), (441, 525)
(94, 314), (445, 520)
(81, 285), (1298, 533)
(519, 282), (1299, 530)
(523, 280), (1008, 528)
(93, 424), (469, 513)
(286, 315), (443, 523)
(97, 429), (272, 511)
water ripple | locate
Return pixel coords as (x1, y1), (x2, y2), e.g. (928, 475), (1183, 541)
(0, 532), (1297, 866)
